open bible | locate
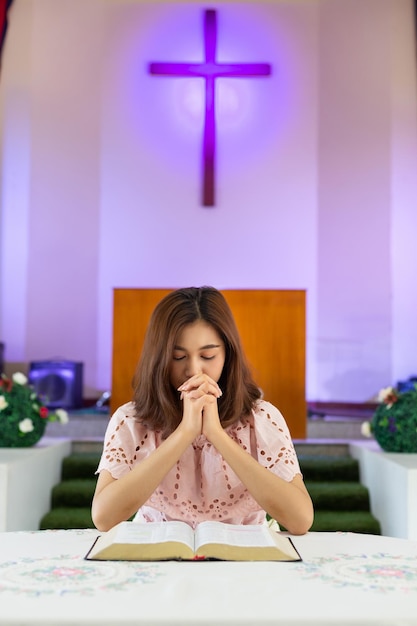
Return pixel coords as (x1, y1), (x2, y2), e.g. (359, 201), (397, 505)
(85, 520), (301, 562)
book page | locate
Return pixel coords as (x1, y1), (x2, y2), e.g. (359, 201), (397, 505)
(195, 522), (276, 549)
(85, 521), (196, 560)
(114, 521), (195, 549)
(194, 522), (301, 561)
(85, 520), (301, 562)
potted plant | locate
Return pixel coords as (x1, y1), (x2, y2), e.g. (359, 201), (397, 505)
(0, 372), (68, 447)
(362, 384), (417, 453)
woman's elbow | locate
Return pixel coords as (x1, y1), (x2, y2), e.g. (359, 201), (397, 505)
(286, 516), (313, 535)
(285, 506), (314, 535)
(91, 500), (113, 532)
(92, 517), (111, 533)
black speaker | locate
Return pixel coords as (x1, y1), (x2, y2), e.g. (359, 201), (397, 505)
(28, 360), (83, 409)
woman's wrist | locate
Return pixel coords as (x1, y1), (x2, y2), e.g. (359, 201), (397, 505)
(203, 420), (228, 447)
(175, 419), (201, 444)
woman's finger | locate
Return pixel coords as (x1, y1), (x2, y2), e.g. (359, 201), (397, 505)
(178, 374), (222, 396)
(181, 382), (221, 399)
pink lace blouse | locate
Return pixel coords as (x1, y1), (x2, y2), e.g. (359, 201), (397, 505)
(96, 399), (301, 528)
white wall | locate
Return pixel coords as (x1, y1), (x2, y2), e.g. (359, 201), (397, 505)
(350, 441), (417, 540)
(0, 0), (416, 402)
(317, 0), (393, 397)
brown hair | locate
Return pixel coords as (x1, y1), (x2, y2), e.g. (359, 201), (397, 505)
(132, 287), (261, 437)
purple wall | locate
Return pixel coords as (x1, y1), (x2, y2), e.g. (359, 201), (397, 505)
(0, 0), (416, 402)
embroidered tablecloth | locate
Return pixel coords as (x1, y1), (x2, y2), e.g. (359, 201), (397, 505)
(0, 529), (416, 625)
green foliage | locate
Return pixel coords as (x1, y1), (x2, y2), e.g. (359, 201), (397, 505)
(371, 386), (417, 453)
(0, 372), (68, 447)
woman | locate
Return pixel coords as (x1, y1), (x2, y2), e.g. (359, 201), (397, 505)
(92, 286), (313, 534)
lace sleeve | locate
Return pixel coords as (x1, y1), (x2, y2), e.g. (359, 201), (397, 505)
(96, 402), (155, 479)
(252, 400), (301, 482)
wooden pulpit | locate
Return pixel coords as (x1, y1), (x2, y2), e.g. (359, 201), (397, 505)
(111, 289), (306, 438)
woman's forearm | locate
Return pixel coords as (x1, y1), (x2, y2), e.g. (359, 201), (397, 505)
(92, 425), (196, 531)
(209, 429), (314, 535)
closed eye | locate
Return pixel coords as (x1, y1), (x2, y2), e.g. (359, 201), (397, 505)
(173, 354), (216, 361)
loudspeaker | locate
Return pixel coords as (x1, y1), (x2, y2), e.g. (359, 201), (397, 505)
(28, 360), (83, 409)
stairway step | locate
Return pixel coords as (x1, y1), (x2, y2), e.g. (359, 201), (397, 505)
(40, 447), (381, 536)
(62, 453), (361, 482)
(40, 508), (381, 534)
(71, 440), (104, 454)
(51, 479), (96, 508)
(61, 453), (101, 480)
(311, 510), (381, 534)
(295, 442), (351, 456)
(51, 477), (372, 513)
(305, 481), (371, 511)
(298, 455), (360, 482)
(39, 507), (95, 530)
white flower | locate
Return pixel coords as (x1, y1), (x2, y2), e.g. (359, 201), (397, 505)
(361, 421), (372, 437)
(12, 372), (28, 385)
(0, 395), (8, 411)
(377, 386), (395, 403)
(55, 408), (69, 424)
(18, 418), (34, 433)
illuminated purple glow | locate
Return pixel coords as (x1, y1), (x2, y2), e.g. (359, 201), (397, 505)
(149, 9), (272, 207)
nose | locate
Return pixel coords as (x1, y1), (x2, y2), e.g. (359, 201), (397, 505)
(185, 358), (201, 378)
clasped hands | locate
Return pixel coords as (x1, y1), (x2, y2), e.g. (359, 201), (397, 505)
(177, 373), (223, 442)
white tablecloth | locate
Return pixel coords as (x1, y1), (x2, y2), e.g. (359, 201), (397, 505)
(0, 529), (416, 625)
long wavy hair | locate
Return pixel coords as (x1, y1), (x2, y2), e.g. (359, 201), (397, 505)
(132, 287), (261, 437)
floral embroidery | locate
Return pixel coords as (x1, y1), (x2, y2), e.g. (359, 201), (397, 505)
(296, 553), (417, 593)
(0, 556), (162, 597)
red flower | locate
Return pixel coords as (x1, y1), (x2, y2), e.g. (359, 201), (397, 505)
(0, 377), (13, 392)
(39, 406), (49, 419)
(383, 392), (398, 408)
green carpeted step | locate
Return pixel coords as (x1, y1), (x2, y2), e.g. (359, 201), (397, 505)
(311, 510), (381, 534)
(40, 507), (380, 534)
(305, 481), (371, 512)
(39, 507), (95, 530)
(62, 453), (361, 482)
(51, 479), (96, 508)
(39, 452), (381, 535)
(298, 455), (360, 482)
(61, 453), (101, 480)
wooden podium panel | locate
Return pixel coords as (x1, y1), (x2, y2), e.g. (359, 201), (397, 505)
(111, 289), (306, 438)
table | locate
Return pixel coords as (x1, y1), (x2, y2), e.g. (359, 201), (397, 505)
(0, 529), (416, 625)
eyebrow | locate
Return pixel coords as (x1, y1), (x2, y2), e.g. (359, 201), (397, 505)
(174, 344), (221, 351)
